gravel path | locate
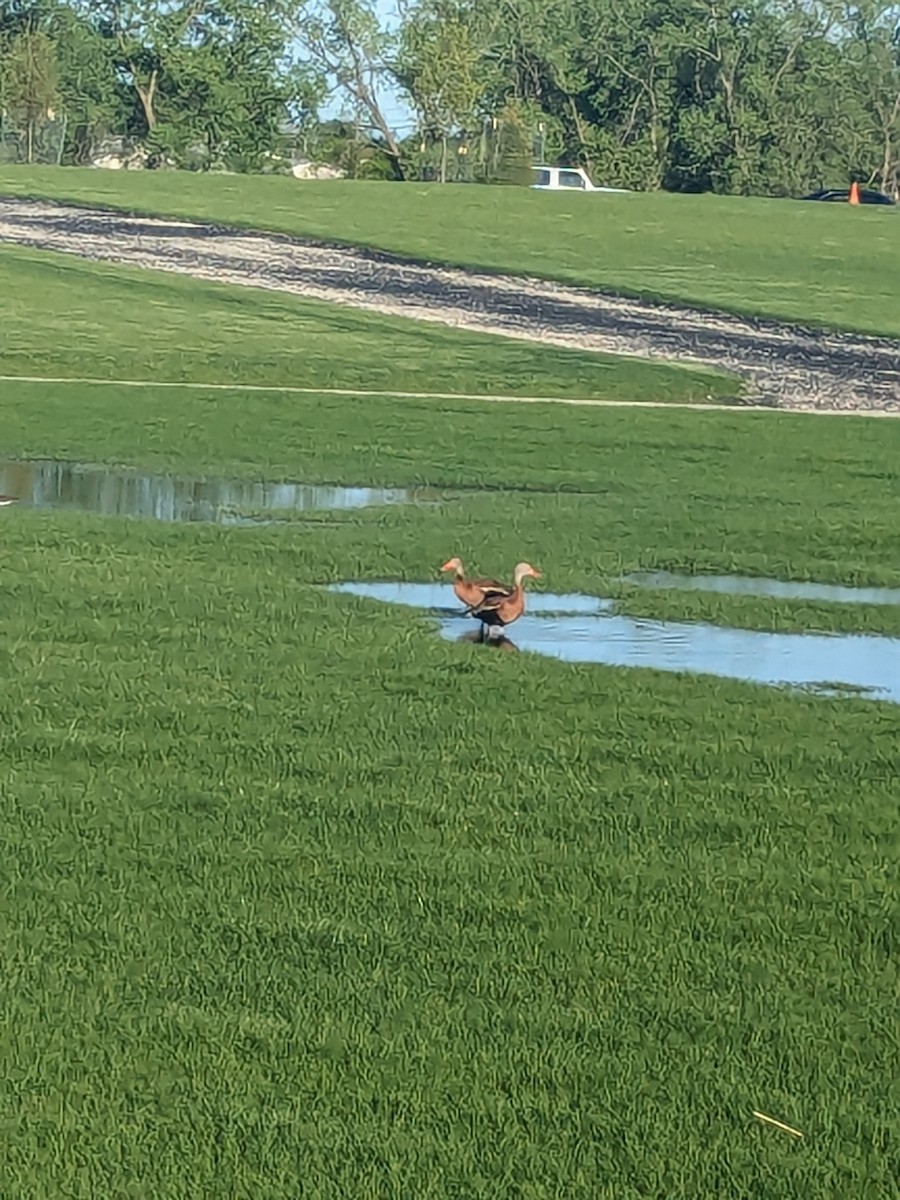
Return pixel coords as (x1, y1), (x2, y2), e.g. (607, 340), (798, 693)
(1, 196), (899, 412)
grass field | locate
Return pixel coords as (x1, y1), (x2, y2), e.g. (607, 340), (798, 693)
(0, 244), (735, 404)
(1, 166), (899, 337)
(1, 244), (899, 1196)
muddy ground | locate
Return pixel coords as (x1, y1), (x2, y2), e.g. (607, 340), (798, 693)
(1, 196), (898, 412)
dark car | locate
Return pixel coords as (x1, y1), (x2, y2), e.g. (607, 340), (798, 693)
(802, 187), (896, 206)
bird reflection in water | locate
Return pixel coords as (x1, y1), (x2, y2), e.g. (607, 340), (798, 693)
(457, 630), (519, 653)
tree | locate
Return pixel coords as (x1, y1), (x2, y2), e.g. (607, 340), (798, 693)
(841, 1), (900, 195)
(73, 0), (296, 168)
(0, 0), (893, 188)
(54, 6), (123, 161)
(0, 1), (125, 162)
(425, 0), (900, 195)
(397, 2), (481, 181)
(294, 0), (406, 179)
(76, 0), (165, 132)
(1, 28), (59, 161)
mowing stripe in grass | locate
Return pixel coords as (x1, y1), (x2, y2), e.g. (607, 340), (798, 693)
(1, 373), (896, 419)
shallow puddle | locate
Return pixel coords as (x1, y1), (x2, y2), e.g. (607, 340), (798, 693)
(331, 581), (900, 704)
(0, 460), (433, 525)
(623, 569), (900, 607)
(333, 581), (615, 618)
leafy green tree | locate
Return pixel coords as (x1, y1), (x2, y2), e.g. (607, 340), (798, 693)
(397, 2), (481, 181)
(840, 1), (900, 194)
(1, 0), (894, 188)
(54, 7), (122, 160)
(76, 0), (164, 132)
(0, 1), (124, 161)
(1, 28), (59, 161)
(294, 0), (406, 178)
(70, 0), (297, 168)
(402, 0), (899, 195)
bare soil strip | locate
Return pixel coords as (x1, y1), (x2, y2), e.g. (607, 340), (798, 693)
(1, 197), (898, 412)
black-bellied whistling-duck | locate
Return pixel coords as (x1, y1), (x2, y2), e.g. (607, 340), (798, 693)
(467, 561), (541, 641)
(440, 556), (509, 609)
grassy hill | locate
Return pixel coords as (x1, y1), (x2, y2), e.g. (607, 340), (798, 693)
(0, 243), (737, 408)
(1, 167), (898, 337)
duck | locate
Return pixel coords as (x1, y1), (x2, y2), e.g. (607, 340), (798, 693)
(467, 561), (541, 641)
(440, 556), (510, 609)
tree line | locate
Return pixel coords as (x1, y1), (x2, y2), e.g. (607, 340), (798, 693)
(1, 0), (897, 195)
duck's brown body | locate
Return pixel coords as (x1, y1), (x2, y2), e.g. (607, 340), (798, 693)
(440, 557), (508, 609)
(467, 562), (541, 640)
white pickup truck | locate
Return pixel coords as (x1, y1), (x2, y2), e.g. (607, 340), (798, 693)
(530, 165), (629, 194)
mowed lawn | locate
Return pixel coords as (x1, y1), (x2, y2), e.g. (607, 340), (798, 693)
(0, 251), (898, 1196)
(2, 166), (899, 336)
(0, 244), (736, 403)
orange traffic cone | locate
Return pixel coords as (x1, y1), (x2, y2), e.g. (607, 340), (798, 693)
(849, 181), (860, 205)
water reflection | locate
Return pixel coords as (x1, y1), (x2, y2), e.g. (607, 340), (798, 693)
(0, 460), (432, 525)
(330, 580), (900, 704)
(623, 569), (900, 607)
(457, 630), (519, 652)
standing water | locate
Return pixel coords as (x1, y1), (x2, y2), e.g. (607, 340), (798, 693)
(0, 460), (438, 525)
(331, 581), (900, 704)
(622, 569), (900, 607)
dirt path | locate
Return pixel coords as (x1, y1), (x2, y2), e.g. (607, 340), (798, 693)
(1, 197), (898, 412)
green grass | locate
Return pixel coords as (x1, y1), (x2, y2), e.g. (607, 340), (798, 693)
(2, 165), (899, 336)
(1, 244), (899, 1196)
(2, 509), (898, 1198)
(0, 244), (736, 403)
(5, 373), (900, 638)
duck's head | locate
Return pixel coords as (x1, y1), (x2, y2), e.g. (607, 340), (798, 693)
(440, 557), (463, 573)
(514, 562), (542, 585)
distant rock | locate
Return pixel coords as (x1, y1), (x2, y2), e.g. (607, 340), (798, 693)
(290, 159), (345, 181)
(92, 143), (149, 170)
